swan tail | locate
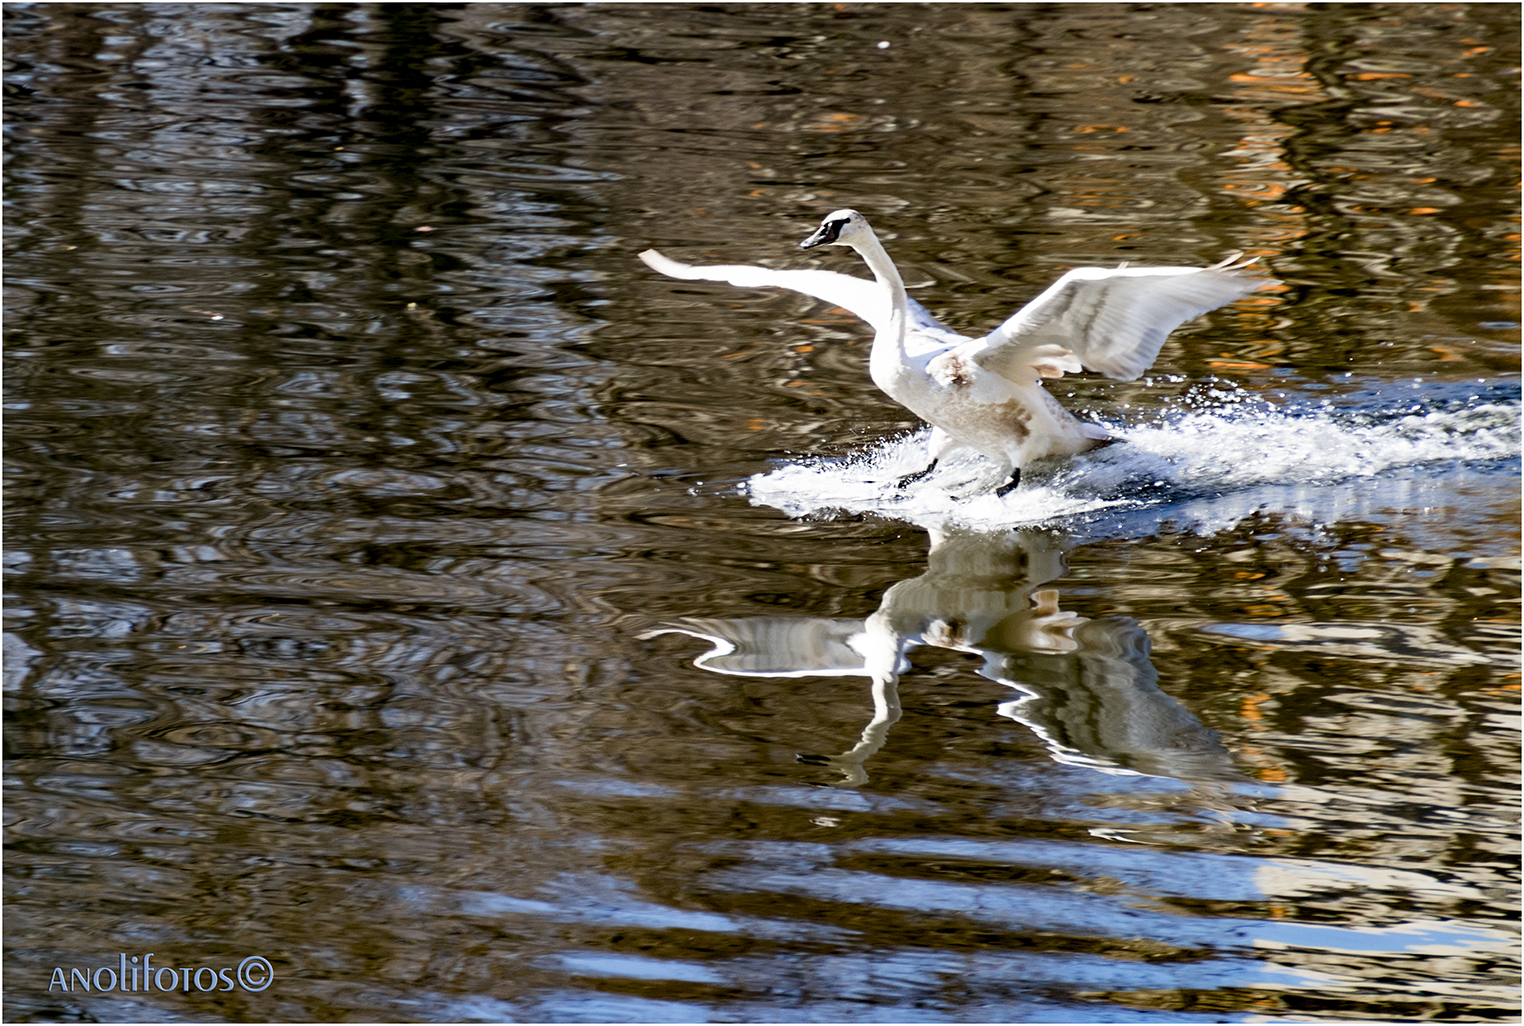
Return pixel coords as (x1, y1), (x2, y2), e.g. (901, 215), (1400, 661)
(1080, 421), (1115, 449)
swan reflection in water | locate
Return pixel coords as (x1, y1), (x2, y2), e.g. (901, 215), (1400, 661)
(644, 529), (1237, 786)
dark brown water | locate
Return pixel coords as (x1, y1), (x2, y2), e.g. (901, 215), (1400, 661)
(5, 3), (1519, 1022)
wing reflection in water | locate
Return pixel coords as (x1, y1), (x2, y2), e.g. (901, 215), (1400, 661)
(644, 529), (1238, 785)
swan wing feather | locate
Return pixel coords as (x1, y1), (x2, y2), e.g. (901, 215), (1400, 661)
(971, 265), (1274, 383)
(640, 248), (955, 336)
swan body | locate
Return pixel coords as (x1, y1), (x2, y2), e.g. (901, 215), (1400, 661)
(640, 209), (1274, 493)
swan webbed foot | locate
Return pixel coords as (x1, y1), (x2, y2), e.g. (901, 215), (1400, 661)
(995, 468), (1022, 497)
(895, 459), (938, 490)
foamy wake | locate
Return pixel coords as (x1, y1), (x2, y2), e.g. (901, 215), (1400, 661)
(747, 395), (1520, 534)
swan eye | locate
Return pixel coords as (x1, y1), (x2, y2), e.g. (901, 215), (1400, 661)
(800, 216), (850, 250)
(822, 218), (848, 241)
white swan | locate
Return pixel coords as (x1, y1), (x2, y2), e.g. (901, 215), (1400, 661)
(640, 209), (1275, 494)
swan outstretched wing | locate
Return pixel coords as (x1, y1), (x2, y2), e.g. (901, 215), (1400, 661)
(970, 263), (1274, 383)
(639, 249), (955, 336)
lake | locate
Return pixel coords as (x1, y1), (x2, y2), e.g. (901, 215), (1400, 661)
(4, 3), (1519, 1021)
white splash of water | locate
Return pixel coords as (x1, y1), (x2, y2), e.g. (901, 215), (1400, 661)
(747, 397), (1520, 534)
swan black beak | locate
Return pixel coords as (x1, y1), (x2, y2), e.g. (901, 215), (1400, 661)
(800, 217), (845, 250)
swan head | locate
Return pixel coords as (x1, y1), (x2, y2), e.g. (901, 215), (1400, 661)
(800, 208), (873, 250)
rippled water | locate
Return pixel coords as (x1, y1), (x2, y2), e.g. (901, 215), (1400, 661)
(5, 3), (1519, 1022)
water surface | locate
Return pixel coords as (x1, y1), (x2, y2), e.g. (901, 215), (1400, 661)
(5, 3), (1519, 1022)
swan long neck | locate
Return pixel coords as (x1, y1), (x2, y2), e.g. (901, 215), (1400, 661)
(850, 231), (912, 389)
